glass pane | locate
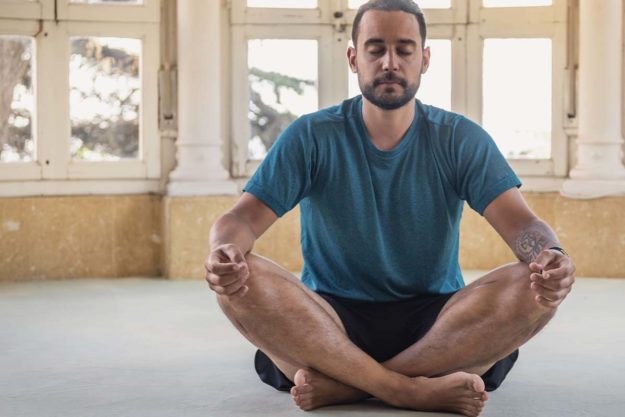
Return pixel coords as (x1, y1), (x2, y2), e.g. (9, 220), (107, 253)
(349, 0), (450, 9)
(248, 39), (318, 160)
(483, 0), (551, 7)
(0, 36), (34, 163)
(483, 38), (551, 159)
(70, 37), (141, 161)
(247, 0), (317, 8)
(70, 0), (143, 4)
(415, 39), (451, 110)
(348, 39), (451, 110)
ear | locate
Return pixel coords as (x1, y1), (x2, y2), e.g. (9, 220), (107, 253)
(421, 46), (431, 74)
(347, 45), (358, 73)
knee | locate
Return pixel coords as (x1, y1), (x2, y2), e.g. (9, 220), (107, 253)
(505, 262), (557, 323)
(244, 252), (269, 279)
(216, 253), (270, 312)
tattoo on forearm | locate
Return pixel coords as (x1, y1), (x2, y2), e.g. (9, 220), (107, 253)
(514, 221), (559, 264)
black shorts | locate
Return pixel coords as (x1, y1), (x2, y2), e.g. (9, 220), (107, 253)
(254, 291), (519, 392)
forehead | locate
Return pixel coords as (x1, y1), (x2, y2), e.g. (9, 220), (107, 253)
(357, 10), (422, 46)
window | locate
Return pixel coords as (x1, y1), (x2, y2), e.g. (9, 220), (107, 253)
(230, 0), (571, 182)
(467, 0), (568, 176)
(0, 0), (160, 194)
(483, 38), (552, 159)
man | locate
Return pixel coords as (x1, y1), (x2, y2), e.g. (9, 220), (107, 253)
(205, 1), (576, 416)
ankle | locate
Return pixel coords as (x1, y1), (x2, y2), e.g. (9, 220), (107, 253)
(379, 373), (414, 404)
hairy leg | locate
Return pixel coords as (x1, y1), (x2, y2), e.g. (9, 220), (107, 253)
(382, 262), (556, 378)
(289, 262), (556, 410)
(217, 253), (487, 416)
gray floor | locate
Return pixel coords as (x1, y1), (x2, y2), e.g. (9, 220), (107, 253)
(1, 274), (624, 417)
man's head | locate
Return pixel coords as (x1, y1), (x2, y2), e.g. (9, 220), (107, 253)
(352, 0), (427, 49)
(348, 0), (430, 111)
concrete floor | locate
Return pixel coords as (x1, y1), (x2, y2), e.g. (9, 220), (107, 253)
(1, 274), (624, 417)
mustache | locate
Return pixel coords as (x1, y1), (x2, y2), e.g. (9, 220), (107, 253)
(373, 74), (408, 88)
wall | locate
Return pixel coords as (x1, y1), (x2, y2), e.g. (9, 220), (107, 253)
(0, 195), (162, 280)
(1, 192), (624, 281)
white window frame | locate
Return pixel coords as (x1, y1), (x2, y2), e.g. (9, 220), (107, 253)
(466, 0), (569, 178)
(57, 0), (159, 23)
(229, 0), (572, 188)
(231, 24), (339, 177)
(0, 0), (160, 196)
(0, 0), (54, 20)
(0, 19), (42, 181)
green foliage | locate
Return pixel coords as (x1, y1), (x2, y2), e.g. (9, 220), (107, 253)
(248, 67), (314, 153)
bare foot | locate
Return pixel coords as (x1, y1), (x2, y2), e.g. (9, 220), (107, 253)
(290, 367), (368, 411)
(390, 372), (488, 417)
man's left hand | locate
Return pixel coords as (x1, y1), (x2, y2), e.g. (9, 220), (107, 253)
(529, 249), (576, 308)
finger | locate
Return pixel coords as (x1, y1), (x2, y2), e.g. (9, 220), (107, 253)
(209, 262), (241, 275)
(208, 248), (234, 265)
(540, 265), (568, 279)
(231, 285), (249, 298)
(209, 280), (246, 296)
(534, 294), (561, 309)
(531, 250), (559, 271)
(221, 244), (246, 264)
(220, 277), (249, 296)
(535, 276), (574, 291)
(206, 271), (243, 287)
(530, 272), (545, 282)
(542, 261), (575, 279)
(530, 281), (570, 302)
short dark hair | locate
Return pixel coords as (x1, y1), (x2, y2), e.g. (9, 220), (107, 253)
(351, 0), (427, 48)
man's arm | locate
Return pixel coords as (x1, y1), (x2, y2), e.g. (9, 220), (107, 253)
(209, 192), (279, 254)
(483, 187), (576, 307)
(482, 188), (559, 264)
(205, 192), (279, 297)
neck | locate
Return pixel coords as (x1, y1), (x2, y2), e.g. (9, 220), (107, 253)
(361, 97), (416, 151)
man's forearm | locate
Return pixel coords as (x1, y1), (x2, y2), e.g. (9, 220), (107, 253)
(513, 219), (560, 264)
(209, 212), (257, 255)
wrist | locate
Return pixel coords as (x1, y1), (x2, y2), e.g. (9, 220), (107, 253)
(548, 246), (569, 256)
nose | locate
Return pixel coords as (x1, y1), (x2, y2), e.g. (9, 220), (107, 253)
(382, 49), (399, 72)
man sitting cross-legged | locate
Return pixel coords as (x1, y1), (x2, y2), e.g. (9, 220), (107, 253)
(205, 1), (576, 416)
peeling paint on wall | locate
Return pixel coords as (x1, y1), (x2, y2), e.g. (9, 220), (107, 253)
(3, 220), (20, 232)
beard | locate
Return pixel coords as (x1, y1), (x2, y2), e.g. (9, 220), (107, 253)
(360, 72), (419, 110)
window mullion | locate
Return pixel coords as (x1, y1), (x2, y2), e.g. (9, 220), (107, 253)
(38, 21), (70, 180)
(552, 20), (568, 176)
(465, 23), (482, 125)
(450, 24), (467, 115)
(230, 25), (248, 178)
(319, 25), (347, 108)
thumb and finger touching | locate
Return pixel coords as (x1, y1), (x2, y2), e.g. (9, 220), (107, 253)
(530, 250), (559, 274)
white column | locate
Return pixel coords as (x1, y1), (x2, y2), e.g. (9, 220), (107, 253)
(167, 0), (237, 196)
(562, 0), (625, 198)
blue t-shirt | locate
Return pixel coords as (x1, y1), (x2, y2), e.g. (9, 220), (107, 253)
(244, 96), (521, 302)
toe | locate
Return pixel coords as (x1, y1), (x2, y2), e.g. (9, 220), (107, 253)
(294, 368), (311, 386)
(296, 384), (313, 395)
(465, 404), (482, 417)
(470, 375), (486, 393)
(298, 398), (314, 411)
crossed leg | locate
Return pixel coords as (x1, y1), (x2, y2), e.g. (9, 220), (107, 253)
(216, 253), (556, 416)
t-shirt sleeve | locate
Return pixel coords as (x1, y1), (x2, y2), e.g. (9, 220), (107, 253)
(243, 116), (315, 217)
(452, 116), (522, 215)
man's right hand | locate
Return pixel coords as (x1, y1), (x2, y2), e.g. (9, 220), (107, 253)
(205, 244), (250, 297)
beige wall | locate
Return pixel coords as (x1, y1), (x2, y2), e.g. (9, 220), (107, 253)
(0, 196), (162, 281)
(1, 193), (624, 281)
